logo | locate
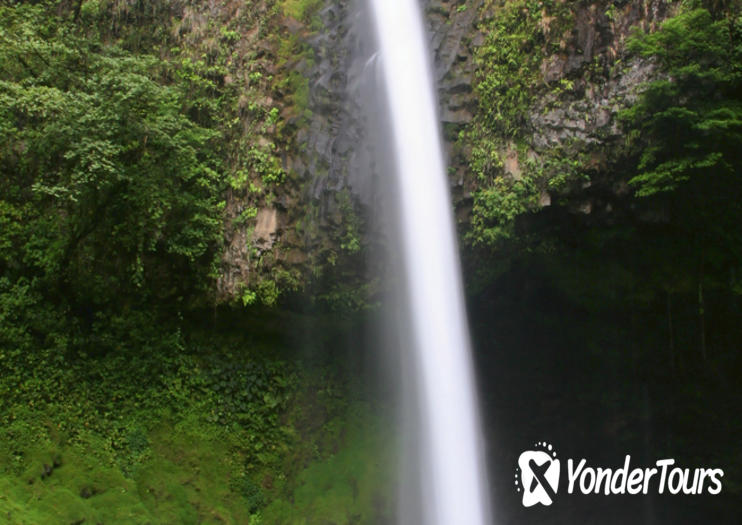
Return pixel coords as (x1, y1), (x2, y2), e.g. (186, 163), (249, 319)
(515, 442), (560, 507)
(515, 442), (725, 507)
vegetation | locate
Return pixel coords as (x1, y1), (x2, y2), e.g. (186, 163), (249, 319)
(612, 2), (742, 363)
(470, 0), (742, 345)
(464, 0), (576, 247)
(465, 0), (742, 309)
(2, 0), (741, 521)
(464, 0), (742, 502)
(0, 316), (392, 524)
(1, 4), (224, 311)
(472, 0), (570, 138)
(0, 2), (388, 523)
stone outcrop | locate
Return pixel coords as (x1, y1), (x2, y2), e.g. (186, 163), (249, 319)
(423, 0), (676, 223)
(528, 0), (672, 153)
(217, 1), (372, 301)
(216, 0), (677, 300)
(427, 0), (483, 127)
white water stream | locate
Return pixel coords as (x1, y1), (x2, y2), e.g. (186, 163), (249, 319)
(367, 1), (492, 524)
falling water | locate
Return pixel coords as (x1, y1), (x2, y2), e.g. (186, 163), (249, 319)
(367, 1), (492, 524)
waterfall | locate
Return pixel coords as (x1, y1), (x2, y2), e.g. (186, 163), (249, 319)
(367, 1), (492, 524)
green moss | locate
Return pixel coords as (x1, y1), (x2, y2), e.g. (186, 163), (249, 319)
(262, 414), (394, 525)
(0, 316), (392, 523)
(281, 0), (324, 27)
(0, 418), (257, 524)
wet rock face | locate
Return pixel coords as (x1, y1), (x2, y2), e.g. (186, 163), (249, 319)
(425, 0), (672, 148)
(293, 0), (369, 205)
(420, 0), (674, 220)
(530, 57), (658, 150)
(528, 0), (672, 154)
(253, 208), (280, 253)
(420, 0), (484, 215)
(217, 1), (374, 300)
(426, 0), (483, 127)
(281, 0), (375, 276)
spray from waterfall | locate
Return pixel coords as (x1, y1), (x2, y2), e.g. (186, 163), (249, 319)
(366, 1), (492, 523)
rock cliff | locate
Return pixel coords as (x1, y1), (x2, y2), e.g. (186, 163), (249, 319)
(210, 0), (680, 301)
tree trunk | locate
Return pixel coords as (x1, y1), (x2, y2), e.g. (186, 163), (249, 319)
(73, 0), (83, 22)
(698, 257), (707, 364)
(667, 291), (676, 375)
